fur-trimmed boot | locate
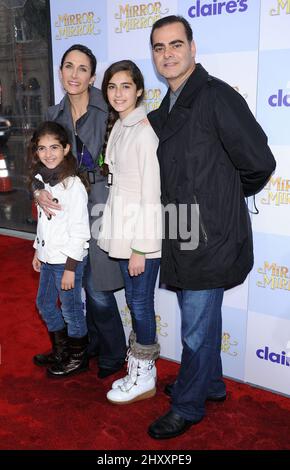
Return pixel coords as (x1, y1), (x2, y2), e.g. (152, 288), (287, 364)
(111, 330), (136, 389)
(33, 327), (68, 367)
(47, 335), (89, 378)
(111, 331), (157, 389)
(106, 341), (160, 404)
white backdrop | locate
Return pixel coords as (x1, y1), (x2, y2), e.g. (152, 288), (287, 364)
(49, 0), (290, 397)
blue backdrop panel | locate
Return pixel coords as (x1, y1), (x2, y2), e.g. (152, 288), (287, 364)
(257, 49), (290, 146)
(178, 0), (261, 53)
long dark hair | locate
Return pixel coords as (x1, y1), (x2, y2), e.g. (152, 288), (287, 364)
(28, 121), (89, 190)
(60, 44), (96, 77)
(100, 60), (145, 175)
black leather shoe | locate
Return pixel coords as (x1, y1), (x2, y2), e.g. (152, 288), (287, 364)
(164, 382), (226, 402)
(148, 410), (202, 439)
(98, 363), (124, 379)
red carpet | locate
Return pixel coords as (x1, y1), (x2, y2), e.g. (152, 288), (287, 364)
(0, 234), (289, 451)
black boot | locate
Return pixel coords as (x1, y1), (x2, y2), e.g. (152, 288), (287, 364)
(33, 328), (68, 367)
(47, 335), (89, 378)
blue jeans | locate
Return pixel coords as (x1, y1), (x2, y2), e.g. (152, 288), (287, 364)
(171, 288), (225, 421)
(36, 259), (88, 338)
(84, 262), (126, 369)
(119, 258), (160, 345)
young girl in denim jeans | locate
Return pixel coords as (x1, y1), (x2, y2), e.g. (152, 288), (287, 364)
(30, 121), (90, 378)
(98, 60), (162, 404)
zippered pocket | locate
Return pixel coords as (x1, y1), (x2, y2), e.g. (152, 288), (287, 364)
(193, 194), (208, 245)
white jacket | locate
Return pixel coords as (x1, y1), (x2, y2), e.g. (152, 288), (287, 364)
(98, 106), (162, 259)
(34, 175), (90, 264)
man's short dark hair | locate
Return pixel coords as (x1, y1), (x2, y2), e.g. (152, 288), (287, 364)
(150, 15), (193, 46)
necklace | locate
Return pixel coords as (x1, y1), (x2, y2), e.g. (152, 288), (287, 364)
(78, 143), (85, 168)
(75, 130), (85, 168)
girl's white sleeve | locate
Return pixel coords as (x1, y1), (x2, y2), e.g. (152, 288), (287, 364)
(61, 178), (91, 261)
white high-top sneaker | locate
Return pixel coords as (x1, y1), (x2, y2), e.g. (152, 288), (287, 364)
(111, 351), (157, 390)
(107, 357), (156, 404)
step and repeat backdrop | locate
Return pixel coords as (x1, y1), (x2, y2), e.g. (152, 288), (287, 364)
(49, 0), (290, 396)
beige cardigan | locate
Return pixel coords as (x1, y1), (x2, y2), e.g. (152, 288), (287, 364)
(98, 106), (161, 259)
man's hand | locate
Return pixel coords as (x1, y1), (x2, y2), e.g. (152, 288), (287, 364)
(32, 251), (41, 272)
(35, 189), (61, 217)
(61, 270), (75, 290)
(128, 252), (145, 277)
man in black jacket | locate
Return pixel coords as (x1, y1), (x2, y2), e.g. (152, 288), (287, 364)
(147, 15), (276, 439)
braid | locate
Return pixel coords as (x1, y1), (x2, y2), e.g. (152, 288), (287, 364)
(100, 109), (118, 176)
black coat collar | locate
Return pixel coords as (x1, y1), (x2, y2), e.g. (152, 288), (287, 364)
(149, 64), (209, 143)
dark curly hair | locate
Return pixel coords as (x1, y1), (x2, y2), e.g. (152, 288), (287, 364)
(28, 121), (89, 191)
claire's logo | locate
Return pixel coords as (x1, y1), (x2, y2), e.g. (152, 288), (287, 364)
(270, 0), (290, 15)
(188, 0), (248, 18)
(268, 89), (290, 107)
(256, 346), (290, 367)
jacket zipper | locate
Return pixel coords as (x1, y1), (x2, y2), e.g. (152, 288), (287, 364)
(193, 195), (208, 245)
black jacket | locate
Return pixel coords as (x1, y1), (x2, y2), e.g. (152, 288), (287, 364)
(148, 64), (276, 290)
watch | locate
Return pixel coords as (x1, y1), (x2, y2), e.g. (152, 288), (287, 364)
(33, 189), (41, 199)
